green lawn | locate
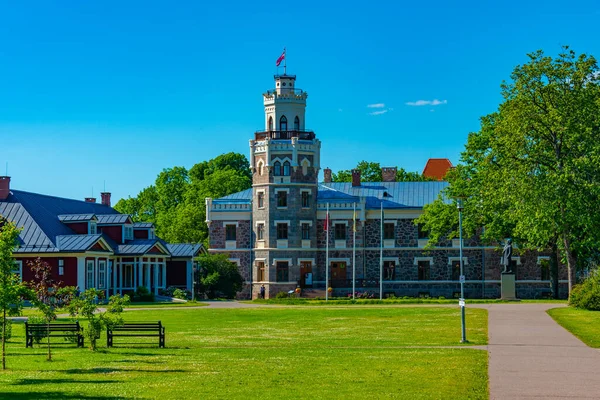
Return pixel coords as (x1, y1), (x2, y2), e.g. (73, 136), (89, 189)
(548, 307), (600, 348)
(1, 307), (488, 399)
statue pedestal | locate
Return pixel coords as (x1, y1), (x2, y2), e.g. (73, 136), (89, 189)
(501, 273), (517, 300)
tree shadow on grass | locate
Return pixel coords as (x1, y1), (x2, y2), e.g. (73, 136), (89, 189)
(11, 378), (119, 385)
(0, 392), (133, 399)
(62, 367), (187, 374)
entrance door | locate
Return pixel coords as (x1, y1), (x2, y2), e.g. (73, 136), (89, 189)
(300, 261), (312, 288)
(330, 262), (347, 287)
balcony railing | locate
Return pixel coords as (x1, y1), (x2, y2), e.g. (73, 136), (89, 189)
(255, 130), (315, 140)
(264, 88), (305, 96)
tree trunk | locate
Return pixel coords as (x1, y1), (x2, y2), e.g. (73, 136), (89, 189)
(550, 241), (559, 299)
(562, 234), (577, 298)
(47, 319), (51, 361)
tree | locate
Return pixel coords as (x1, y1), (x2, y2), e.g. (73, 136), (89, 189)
(28, 258), (76, 361)
(67, 289), (130, 351)
(196, 254), (243, 299)
(417, 47), (600, 297)
(0, 220), (28, 370)
(332, 161), (434, 182)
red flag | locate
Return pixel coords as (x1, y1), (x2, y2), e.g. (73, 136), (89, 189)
(276, 49), (285, 66)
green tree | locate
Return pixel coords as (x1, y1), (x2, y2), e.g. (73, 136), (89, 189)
(332, 161), (434, 182)
(67, 289), (130, 351)
(0, 220), (28, 370)
(196, 254), (243, 299)
(417, 47), (600, 297)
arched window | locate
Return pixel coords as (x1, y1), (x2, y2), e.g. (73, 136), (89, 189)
(280, 115), (287, 131)
(273, 161), (281, 176)
(283, 161), (291, 176)
(257, 160), (264, 176)
(294, 116), (300, 130)
(268, 116), (273, 131)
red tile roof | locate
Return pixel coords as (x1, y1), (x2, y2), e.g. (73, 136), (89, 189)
(422, 158), (453, 181)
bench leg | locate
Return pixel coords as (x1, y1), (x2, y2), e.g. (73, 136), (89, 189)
(159, 333), (165, 348)
(107, 332), (112, 348)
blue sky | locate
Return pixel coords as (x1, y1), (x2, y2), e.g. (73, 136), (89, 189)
(2, 1), (599, 203)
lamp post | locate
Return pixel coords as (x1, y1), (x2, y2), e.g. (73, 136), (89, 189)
(457, 198), (467, 343)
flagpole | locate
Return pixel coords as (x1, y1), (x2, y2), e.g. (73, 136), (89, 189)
(352, 202), (356, 300)
(326, 202), (329, 301)
(380, 200), (383, 300)
(283, 47), (287, 75)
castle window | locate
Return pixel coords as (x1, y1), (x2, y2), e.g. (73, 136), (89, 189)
(283, 161), (291, 176)
(301, 191), (310, 208)
(226, 224), (237, 241)
(451, 260), (461, 280)
(384, 261), (395, 280)
(257, 261), (265, 282)
(417, 224), (428, 239)
(273, 161), (281, 176)
(276, 261), (289, 282)
(334, 223), (346, 240)
(268, 116), (273, 131)
(301, 223), (310, 240)
(294, 116), (300, 130)
(540, 258), (550, 280)
(257, 192), (265, 208)
(257, 223), (264, 240)
(277, 191), (287, 208)
(418, 260), (430, 281)
(384, 223), (395, 240)
(277, 223), (288, 240)
(280, 116), (287, 131)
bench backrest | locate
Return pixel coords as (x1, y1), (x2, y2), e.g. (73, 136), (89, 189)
(110, 321), (162, 330)
(26, 322), (80, 331)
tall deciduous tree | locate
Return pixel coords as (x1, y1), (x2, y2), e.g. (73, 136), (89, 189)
(417, 47), (600, 297)
(332, 161), (434, 182)
(0, 220), (28, 370)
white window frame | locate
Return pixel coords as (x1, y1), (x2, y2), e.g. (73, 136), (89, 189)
(86, 260), (95, 289)
(12, 260), (23, 282)
(98, 260), (106, 289)
(256, 189), (266, 209)
(123, 264), (134, 288)
(90, 221), (97, 235)
(124, 225), (134, 241)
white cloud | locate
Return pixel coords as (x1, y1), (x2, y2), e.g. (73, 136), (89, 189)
(367, 103), (385, 108)
(405, 99), (448, 106)
(369, 109), (388, 116)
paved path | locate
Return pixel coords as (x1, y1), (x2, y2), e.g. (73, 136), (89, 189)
(474, 303), (600, 399)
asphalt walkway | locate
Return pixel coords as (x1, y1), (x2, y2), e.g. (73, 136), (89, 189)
(474, 303), (600, 399)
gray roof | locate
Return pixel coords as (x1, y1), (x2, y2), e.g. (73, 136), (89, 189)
(133, 222), (154, 228)
(167, 243), (203, 258)
(97, 214), (131, 224)
(0, 190), (119, 253)
(56, 234), (109, 252)
(58, 213), (96, 222)
(213, 181), (448, 209)
(117, 239), (170, 256)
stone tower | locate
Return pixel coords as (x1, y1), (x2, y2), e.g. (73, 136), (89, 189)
(249, 73), (321, 299)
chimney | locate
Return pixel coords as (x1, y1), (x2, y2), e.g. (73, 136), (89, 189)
(101, 192), (111, 207)
(323, 168), (332, 183)
(0, 176), (11, 200)
(352, 169), (361, 187)
(85, 197), (96, 203)
(382, 167), (397, 182)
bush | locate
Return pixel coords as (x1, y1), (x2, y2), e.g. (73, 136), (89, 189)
(172, 288), (189, 300)
(0, 317), (12, 341)
(196, 254), (244, 299)
(275, 291), (289, 299)
(133, 286), (155, 302)
(27, 315), (46, 343)
(569, 270), (600, 310)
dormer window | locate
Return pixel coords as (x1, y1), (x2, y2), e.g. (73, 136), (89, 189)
(124, 225), (133, 240)
(90, 222), (97, 235)
(149, 229), (155, 239)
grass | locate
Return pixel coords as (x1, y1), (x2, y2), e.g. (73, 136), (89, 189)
(0, 307), (488, 399)
(547, 307), (600, 348)
(124, 301), (208, 308)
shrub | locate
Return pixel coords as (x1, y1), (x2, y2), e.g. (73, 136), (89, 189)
(27, 315), (46, 344)
(196, 254), (244, 299)
(275, 291), (289, 299)
(133, 286), (155, 302)
(172, 289), (189, 300)
(569, 270), (600, 311)
(0, 317), (12, 341)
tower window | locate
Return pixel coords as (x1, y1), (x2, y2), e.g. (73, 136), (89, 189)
(277, 191), (287, 208)
(257, 192), (265, 208)
(273, 161), (281, 176)
(283, 161), (290, 176)
(268, 116), (273, 131)
(294, 116), (300, 130)
(226, 225), (237, 241)
(257, 223), (264, 240)
(301, 223), (310, 240)
(334, 223), (346, 240)
(384, 223), (395, 240)
(280, 116), (287, 131)
(277, 223), (288, 240)
(301, 191), (310, 208)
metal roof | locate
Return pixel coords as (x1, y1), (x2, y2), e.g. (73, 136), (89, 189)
(97, 214), (131, 224)
(167, 243), (203, 258)
(56, 234), (109, 252)
(215, 188), (252, 202)
(133, 222), (154, 228)
(58, 214), (96, 222)
(117, 239), (170, 256)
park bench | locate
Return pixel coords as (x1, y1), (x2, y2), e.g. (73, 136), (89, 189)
(25, 321), (84, 348)
(107, 321), (165, 348)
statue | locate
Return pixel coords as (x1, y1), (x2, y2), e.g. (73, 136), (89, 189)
(501, 238), (513, 273)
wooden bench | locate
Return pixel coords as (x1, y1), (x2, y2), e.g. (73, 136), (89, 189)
(25, 322), (84, 348)
(107, 321), (165, 348)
